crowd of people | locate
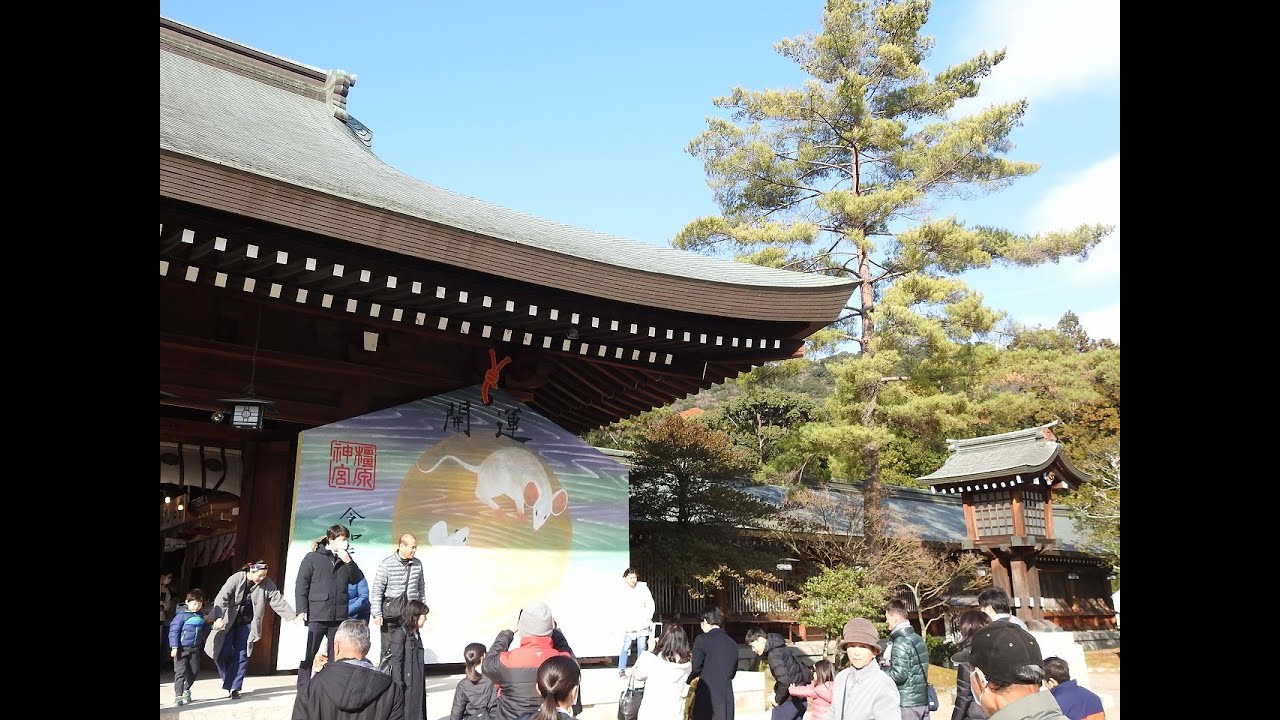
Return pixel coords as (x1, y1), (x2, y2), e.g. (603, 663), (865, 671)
(161, 543), (1106, 720)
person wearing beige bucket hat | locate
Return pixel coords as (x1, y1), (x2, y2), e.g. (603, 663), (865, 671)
(827, 618), (900, 720)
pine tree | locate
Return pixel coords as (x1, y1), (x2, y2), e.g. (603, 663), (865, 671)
(678, 0), (1112, 548)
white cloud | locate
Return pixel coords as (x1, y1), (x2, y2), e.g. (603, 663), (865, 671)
(1028, 155), (1119, 230)
(1070, 234), (1119, 284)
(949, 0), (1120, 107)
(1028, 153), (1120, 285)
(1079, 304), (1120, 344)
(1017, 303), (1119, 344)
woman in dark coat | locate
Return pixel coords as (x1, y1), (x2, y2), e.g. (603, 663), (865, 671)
(390, 600), (431, 720)
(295, 524), (364, 689)
(689, 607), (739, 720)
(950, 610), (992, 720)
(450, 641), (497, 719)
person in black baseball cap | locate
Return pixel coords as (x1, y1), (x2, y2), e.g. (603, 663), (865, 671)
(952, 623), (1068, 720)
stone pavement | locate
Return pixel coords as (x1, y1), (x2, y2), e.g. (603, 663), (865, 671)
(159, 663), (1118, 719)
(159, 666), (778, 720)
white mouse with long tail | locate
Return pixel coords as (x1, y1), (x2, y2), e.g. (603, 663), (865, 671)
(421, 447), (568, 530)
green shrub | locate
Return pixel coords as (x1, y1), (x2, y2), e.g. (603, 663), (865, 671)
(926, 635), (956, 668)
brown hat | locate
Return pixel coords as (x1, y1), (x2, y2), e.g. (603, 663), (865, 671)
(839, 618), (882, 649)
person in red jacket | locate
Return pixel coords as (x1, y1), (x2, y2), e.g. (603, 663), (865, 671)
(481, 601), (580, 720)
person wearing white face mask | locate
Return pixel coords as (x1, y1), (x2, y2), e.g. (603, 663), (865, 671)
(296, 524), (365, 691)
(827, 618), (899, 720)
(952, 624), (1067, 720)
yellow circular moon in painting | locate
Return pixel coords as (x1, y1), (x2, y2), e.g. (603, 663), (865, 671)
(390, 434), (573, 639)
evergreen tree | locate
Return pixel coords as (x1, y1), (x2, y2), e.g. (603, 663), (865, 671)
(706, 387), (819, 469)
(678, 0), (1112, 547)
(628, 415), (778, 584)
(1059, 443), (1119, 579)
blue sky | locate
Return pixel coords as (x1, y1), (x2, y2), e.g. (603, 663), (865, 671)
(159, 0), (1119, 343)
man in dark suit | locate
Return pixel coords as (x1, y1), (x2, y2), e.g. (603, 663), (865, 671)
(689, 607), (739, 720)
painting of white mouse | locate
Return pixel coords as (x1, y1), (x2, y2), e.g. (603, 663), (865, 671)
(422, 447), (569, 531)
(427, 520), (470, 546)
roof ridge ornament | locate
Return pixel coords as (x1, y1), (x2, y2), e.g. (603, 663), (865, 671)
(325, 69), (357, 121)
(944, 420), (1061, 452)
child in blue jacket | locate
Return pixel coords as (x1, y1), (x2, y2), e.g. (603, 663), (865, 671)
(347, 577), (370, 620)
(168, 588), (208, 706)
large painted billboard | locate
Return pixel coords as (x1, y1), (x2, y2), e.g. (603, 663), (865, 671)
(276, 385), (630, 668)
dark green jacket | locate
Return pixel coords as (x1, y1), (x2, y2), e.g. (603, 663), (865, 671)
(886, 624), (930, 707)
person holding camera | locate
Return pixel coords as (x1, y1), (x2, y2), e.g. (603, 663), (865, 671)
(483, 601), (579, 720)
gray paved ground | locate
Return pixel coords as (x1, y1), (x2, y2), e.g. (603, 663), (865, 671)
(160, 662), (1118, 719)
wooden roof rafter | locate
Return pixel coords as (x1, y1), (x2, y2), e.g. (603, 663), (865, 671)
(162, 272), (774, 430)
(542, 374), (656, 420)
(527, 385), (612, 433)
(161, 256), (701, 378)
(159, 211), (816, 360)
(589, 364), (678, 408)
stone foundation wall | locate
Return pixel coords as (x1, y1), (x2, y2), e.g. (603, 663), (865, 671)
(1071, 629), (1120, 651)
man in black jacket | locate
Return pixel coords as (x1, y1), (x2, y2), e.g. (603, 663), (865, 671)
(747, 628), (812, 720)
(689, 607), (739, 720)
(296, 524), (365, 690)
(292, 620), (404, 720)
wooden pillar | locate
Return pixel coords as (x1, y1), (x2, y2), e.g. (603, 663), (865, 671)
(1010, 554), (1031, 623)
(1044, 493), (1056, 539)
(989, 555), (1010, 594)
(240, 438), (298, 675)
(1011, 489), (1026, 537)
(1026, 565), (1044, 621)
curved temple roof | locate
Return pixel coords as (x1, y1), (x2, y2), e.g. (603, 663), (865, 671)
(160, 17), (854, 325)
(918, 421), (1092, 487)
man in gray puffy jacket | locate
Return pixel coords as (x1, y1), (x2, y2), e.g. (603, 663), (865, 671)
(371, 533), (425, 651)
(884, 599), (930, 720)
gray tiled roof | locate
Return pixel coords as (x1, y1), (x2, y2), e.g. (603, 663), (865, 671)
(159, 41), (855, 292)
(917, 422), (1088, 485)
(605, 443), (1089, 552)
(740, 482), (1087, 552)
